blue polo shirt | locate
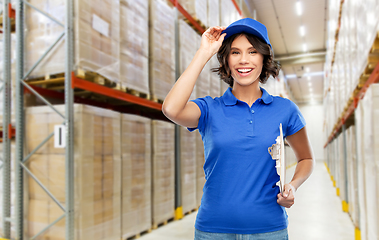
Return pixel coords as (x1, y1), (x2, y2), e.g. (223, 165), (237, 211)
(188, 87), (306, 234)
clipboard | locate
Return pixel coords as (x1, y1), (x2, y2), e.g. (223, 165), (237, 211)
(268, 123), (286, 193)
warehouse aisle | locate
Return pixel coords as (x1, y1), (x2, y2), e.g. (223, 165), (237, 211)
(138, 160), (355, 240)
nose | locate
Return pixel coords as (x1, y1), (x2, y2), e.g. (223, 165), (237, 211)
(239, 53), (249, 64)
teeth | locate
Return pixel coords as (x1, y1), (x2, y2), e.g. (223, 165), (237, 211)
(237, 69), (252, 73)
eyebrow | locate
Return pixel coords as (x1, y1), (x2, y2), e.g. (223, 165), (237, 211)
(230, 46), (256, 51)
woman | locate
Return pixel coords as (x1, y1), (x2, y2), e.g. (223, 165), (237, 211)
(162, 18), (314, 240)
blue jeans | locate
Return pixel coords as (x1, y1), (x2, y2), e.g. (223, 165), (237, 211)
(194, 228), (288, 240)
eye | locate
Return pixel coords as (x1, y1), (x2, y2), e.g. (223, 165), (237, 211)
(250, 51), (257, 54)
(231, 51), (240, 55)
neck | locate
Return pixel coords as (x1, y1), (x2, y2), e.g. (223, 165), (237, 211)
(232, 81), (262, 106)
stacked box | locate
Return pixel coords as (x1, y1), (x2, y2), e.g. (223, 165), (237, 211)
(220, 0), (240, 27)
(180, 127), (196, 214)
(338, 133), (347, 204)
(151, 120), (175, 226)
(196, 35), (210, 99)
(361, 84), (379, 240)
(346, 125), (359, 227)
(208, 0), (219, 28)
(149, 0), (176, 101)
(120, 0), (149, 94)
(25, 104), (121, 240)
(195, 133), (205, 207)
(355, 98), (368, 240)
(121, 114), (151, 239)
(178, 0), (208, 27)
(25, 0), (120, 82)
(179, 19), (199, 101)
(208, 55), (221, 98)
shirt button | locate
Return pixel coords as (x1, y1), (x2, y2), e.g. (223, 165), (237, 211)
(249, 120), (253, 124)
(251, 110), (255, 113)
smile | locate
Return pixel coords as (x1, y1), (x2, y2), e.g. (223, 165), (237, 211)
(237, 68), (253, 73)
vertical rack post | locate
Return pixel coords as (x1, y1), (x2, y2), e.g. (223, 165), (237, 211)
(2, 0), (12, 238)
(65, 0), (74, 238)
(14, 0), (24, 239)
(173, 0), (183, 220)
(342, 124), (349, 211)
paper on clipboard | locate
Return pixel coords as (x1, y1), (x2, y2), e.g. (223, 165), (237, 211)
(268, 123), (286, 193)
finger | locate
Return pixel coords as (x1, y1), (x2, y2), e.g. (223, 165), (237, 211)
(283, 185), (292, 198)
(218, 33), (227, 42)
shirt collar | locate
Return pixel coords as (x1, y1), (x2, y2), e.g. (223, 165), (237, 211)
(222, 87), (273, 106)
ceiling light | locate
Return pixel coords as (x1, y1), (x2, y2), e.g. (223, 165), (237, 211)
(303, 43), (307, 52)
(306, 67), (310, 72)
(300, 26), (305, 36)
(296, 1), (302, 16)
(309, 88), (313, 93)
(308, 82), (312, 87)
(307, 76), (311, 80)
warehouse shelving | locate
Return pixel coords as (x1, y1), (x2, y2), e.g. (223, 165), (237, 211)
(0, 1), (244, 239)
(1, 0), (13, 239)
(324, 61), (379, 148)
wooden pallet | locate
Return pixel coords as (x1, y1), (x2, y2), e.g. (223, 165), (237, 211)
(125, 228), (152, 240)
(183, 16), (207, 35)
(25, 70), (151, 101)
(152, 217), (175, 230)
(150, 96), (164, 104)
(183, 207), (198, 217)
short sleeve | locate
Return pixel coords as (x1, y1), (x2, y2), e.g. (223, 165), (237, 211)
(286, 100), (306, 137)
(187, 97), (210, 133)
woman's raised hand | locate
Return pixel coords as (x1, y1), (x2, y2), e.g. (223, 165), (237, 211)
(200, 26), (227, 56)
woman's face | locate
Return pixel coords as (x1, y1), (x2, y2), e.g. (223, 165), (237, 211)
(227, 34), (264, 87)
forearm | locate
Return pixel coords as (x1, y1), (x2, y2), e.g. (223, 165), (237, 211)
(289, 158), (315, 191)
(162, 49), (212, 116)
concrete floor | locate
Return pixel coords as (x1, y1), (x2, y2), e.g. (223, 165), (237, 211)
(138, 160), (355, 240)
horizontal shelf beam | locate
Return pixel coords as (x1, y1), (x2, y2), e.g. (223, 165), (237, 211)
(71, 73), (162, 111)
(167, 0), (205, 34)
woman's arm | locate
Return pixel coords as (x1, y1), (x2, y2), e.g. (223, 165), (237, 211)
(162, 26), (226, 128)
(277, 126), (315, 208)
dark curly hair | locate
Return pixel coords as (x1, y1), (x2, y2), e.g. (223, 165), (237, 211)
(212, 33), (281, 87)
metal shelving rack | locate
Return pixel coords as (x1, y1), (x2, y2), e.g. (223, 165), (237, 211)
(1, 0), (13, 239)
(2, 0), (244, 239)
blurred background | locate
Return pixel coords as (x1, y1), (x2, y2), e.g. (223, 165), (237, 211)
(0, 0), (378, 239)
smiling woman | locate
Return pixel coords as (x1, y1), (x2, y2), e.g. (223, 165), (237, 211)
(213, 32), (280, 88)
(162, 18), (315, 240)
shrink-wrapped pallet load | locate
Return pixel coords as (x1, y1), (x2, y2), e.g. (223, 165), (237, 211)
(196, 35), (210, 99)
(195, 133), (205, 207)
(180, 127), (197, 214)
(120, 0), (149, 95)
(151, 120), (175, 227)
(361, 84), (379, 240)
(121, 114), (151, 239)
(208, 0), (219, 28)
(179, 19), (198, 100)
(220, 0), (240, 27)
(178, 0), (208, 27)
(208, 55), (221, 98)
(25, 104), (121, 240)
(149, 0), (176, 101)
(25, 0), (121, 83)
(355, 98), (368, 240)
(346, 126), (359, 228)
(338, 134), (347, 205)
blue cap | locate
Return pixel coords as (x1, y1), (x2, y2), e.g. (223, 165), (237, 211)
(222, 18), (271, 48)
